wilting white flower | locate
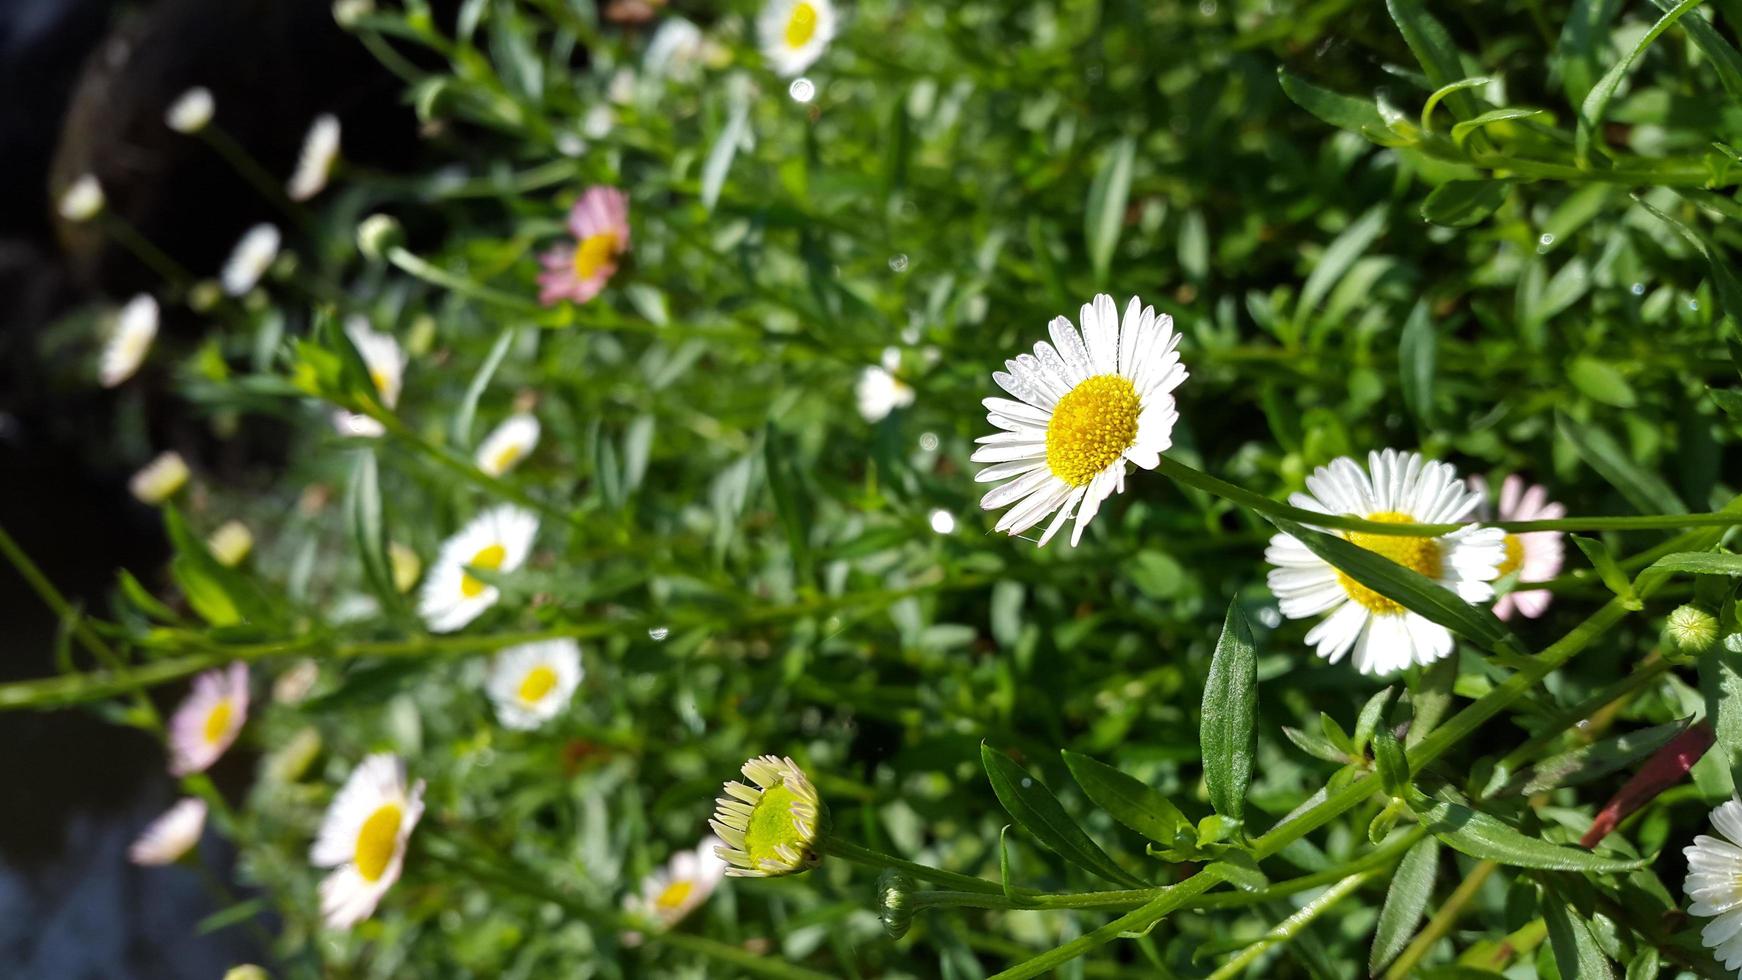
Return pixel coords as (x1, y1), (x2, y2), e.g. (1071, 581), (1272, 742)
(974, 294), (1186, 548)
(221, 224), (281, 296)
(165, 87), (215, 133)
(129, 798), (208, 865)
(711, 755), (825, 877)
(474, 414), (540, 477)
(287, 113), (341, 201)
(485, 638), (582, 730)
(759, 0), (837, 77)
(1265, 450), (1506, 676)
(59, 175), (105, 222)
(310, 754), (425, 929)
(856, 348), (915, 423)
(418, 506), (538, 632)
(332, 318), (406, 438)
(130, 452), (190, 504)
(623, 837), (728, 944)
(1470, 474), (1566, 621)
(167, 663), (249, 775)
(101, 294), (159, 387)
(1685, 799), (1742, 971)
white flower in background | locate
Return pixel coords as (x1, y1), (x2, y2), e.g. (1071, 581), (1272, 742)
(389, 542), (422, 593)
(474, 414), (540, 477)
(1265, 450), (1506, 676)
(287, 113), (341, 201)
(973, 294), (1186, 547)
(130, 451), (190, 504)
(645, 18), (706, 80)
(207, 520), (253, 567)
(129, 798), (208, 865)
(59, 175), (105, 222)
(1685, 799), (1742, 971)
(485, 638), (582, 730)
(272, 659), (321, 705)
(759, 0), (836, 77)
(622, 837), (728, 944)
(100, 294), (159, 387)
(167, 663), (249, 775)
(165, 87), (215, 133)
(221, 224), (282, 296)
(310, 754), (425, 929)
(856, 348), (915, 423)
(418, 505), (538, 632)
(332, 318), (406, 438)
(1469, 474), (1566, 621)
(711, 755), (824, 877)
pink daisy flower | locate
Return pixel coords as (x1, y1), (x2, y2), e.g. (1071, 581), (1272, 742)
(1470, 474), (1566, 620)
(537, 186), (630, 306)
(167, 662), (249, 775)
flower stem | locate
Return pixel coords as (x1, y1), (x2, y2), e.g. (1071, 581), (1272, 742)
(820, 837), (1008, 895)
(1206, 867), (1379, 980)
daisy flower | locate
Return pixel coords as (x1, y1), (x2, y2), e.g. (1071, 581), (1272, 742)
(622, 837), (728, 945)
(287, 113), (341, 202)
(221, 224), (281, 296)
(1685, 799), (1742, 972)
(58, 175), (104, 222)
(165, 87), (214, 133)
(475, 413), (540, 477)
(973, 294), (1186, 547)
(332, 318), (406, 438)
(856, 348), (915, 423)
(100, 294), (158, 387)
(418, 505), (539, 633)
(310, 754), (426, 930)
(645, 18), (707, 81)
(167, 663), (249, 775)
(129, 798), (208, 865)
(710, 755), (825, 877)
(537, 187), (630, 306)
(130, 451), (190, 505)
(1265, 450), (1506, 676)
(1469, 474), (1566, 621)
(759, 0), (837, 77)
(485, 638), (582, 730)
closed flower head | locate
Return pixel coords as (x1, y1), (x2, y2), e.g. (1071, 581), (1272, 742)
(101, 294), (159, 387)
(710, 755), (825, 877)
(129, 798), (208, 865)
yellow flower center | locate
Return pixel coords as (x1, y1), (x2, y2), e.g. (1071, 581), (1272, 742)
(572, 233), (618, 281)
(369, 369), (392, 398)
(1045, 374), (1140, 488)
(785, 2), (819, 47)
(655, 879), (696, 911)
(517, 664), (558, 704)
(1336, 511), (1443, 615)
(202, 698), (234, 744)
(490, 444), (523, 474)
(1497, 534), (1524, 578)
(354, 803), (404, 882)
(460, 543), (507, 598)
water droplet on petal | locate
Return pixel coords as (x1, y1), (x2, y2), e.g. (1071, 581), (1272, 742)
(648, 626), (670, 641)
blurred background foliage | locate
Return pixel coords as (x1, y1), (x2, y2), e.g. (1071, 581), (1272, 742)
(11, 0), (1742, 976)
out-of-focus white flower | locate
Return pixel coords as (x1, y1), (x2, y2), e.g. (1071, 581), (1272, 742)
(645, 18), (707, 81)
(59, 175), (105, 222)
(389, 542), (422, 594)
(856, 347), (915, 422)
(485, 638), (583, 730)
(1470, 474), (1566, 620)
(474, 414), (541, 477)
(207, 520), (253, 567)
(221, 224), (282, 296)
(287, 114), (341, 202)
(129, 798), (208, 865)
(167, 663), (248, 776)
(165, 87), (215, 133)
(310, 754), (425, 929)
(273, 659), (321, 705)
(332, 318), (406, 438)
(759, 0), (836, 77)
(622, 837), (728, 944)
(418, 506), (539, 632)
(130, 452), (190, 505)
(101, 294), (159, 387)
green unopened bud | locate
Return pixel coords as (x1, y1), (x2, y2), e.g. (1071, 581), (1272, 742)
(875, 869), (915, 940)
(356, 214), (403, 262)
(1667, 605), (1719, 654)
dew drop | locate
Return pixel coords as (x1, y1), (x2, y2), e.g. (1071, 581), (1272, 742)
(888, 253), (909, 273)
(929, 509), (956, 534)
(788, 77), (815, 103)
(919, 432), (939, 451)
(648, 626), (670, 642)
(1630, 282), (1646, 296)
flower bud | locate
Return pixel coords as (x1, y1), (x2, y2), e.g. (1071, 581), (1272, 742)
(165, 87), (215, 134)
(875, 869), (915, 940)
(356, 214), (403, 262)
(1667, 605), (1719, 654)
(58, 175), (105, 222)
(332, 0), (374, 27)
(223, 966), (269, 980)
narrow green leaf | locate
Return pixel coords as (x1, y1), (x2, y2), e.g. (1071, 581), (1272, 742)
(1506, 719), (1689, 795)
(163, 507), (271, 628)
(1421, 77), (1492, 129)
(196, 896), (269, 935)
(1370, 836), (1440, 974)
(701, 99), (751, 213)
(452, 325), (516, 447)
(1577, 0), (1704, 165)
(1544, 897), (1617, 980)
(1450, 108), (1548, 147)
(1710, 387), (1742, 419)
(763, 425), (814, 578)
(1568, 357), (1637, 408)
(1554, 0), (1624, 106)
(1636, 195), (1742, 328)
(1354, 688), (1397, 755)
(981, 744), (1147, 887)
(1556, 413), (1687, 515)
(1420, 799), (1647, 872)
(1571, 536), (1638, 604)
(1421, 180), (1509, 228)
(1276, 67), (1388, 134)
(117, 569), (180, 623)
(1203, 851), (1268, 892)
(1061, 751), (1191, 847)
(1283, 725), (1350, 763)
(1387, 0), (1482, 118)
(1649, 0), (1742, 103)
(1374, 727), (1410, 797)
(1624, 947), (1660, 980)
(1399, 301), (1437, 426)
(1201, 603), (1257, 825)
(347, 451), (399, 611)
(1085, 135), (1136, 282)
(1701, 643), (1742, 790)
(1266, 516), (1516, 651)
(1647, 551), (1742, 576)
(1298, 206), (1386, 317)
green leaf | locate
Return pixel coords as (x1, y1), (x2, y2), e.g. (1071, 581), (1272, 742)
(1647, 551), (1742, 576)
(1298, 206), (1386, 318)
(347, 451), (399, 611)
(1567, 357), (1637, 408)
(1373, 727), (1410, 798)
(1421, 180), (1509, 227)
(1354, 687), (1397, 755)
(1636, 195), (1742, 328)
(981, 744), (1147, 887)
(1061, 751), (1191, 847)
(1387, 0), (1482, 119)
(1544, 896), (1617, 980)
(196, 896), (269, 935)
(117, 569), (180, 624)
(1505, 719), (1689, 795)
(1710, 387), (1742, 420)
(1282, 725), (1350, 763)
(701, 98), (751, 213)
(1556, 413), (1687, 515)
(1201, 603), (1257, 825)
(1085, 135), (1136, 283)
(1266, 516), (1516, 652)
(1276, 67), (1391, 136)
(452, 325), (516, 447)
(763, 426), (814, 579)
(1370, 836), (1440, 974)
(1450, 108), (1548, 147)
(1421, 77), (1492, 129)
(1577, 0), (1704, 165)
(1649, 0), (1742, 104)
(1203, 851), (1268, 891)
(1420, 798), (1647, 872)
(1570, 536), (1639, 606)
(163, 507), (272, 628)
(1399, 301), (1438, 426)
(1701, 643), (1742, 790)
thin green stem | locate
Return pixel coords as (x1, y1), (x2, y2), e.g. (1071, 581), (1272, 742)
(821, 837), (1007, 896)
(0, 523), (116, 664)
(987, 881), (1216, 980)
(200, 126), (305, 225)
(385, 245), (558, 320)
(1206, 868), (1378, 980)
(99, 212), (192, 289)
